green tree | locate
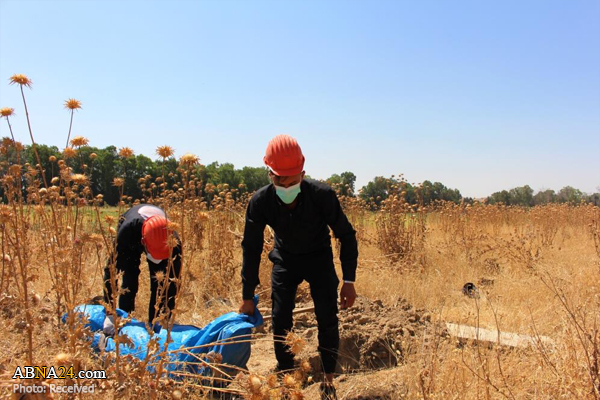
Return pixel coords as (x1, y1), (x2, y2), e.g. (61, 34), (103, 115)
(239, 166), (270, 192)
(359, 176), (394, 207)
(588, 192), (600, 206)
(23, 143), (61, 185)
(533, 189), (556, 205)
(340, 171), (357, 195)
(326, 171), (356, 196)
(509, 185), (534, 206)
(93, 146), (120, 205)
(487, 190), (511, 205)
(215, 163), (241, 188)
(420, 181), (462, 204)
(557, 186), (584, 204)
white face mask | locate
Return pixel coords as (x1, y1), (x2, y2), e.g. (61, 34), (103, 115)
(274, 182), (302, 204)
(146, 253), (164, 264)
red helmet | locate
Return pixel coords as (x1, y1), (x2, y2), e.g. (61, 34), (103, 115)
(263, 135), (305, 176)
(141, 216), (170, 260)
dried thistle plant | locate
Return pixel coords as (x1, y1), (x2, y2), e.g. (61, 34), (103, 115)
(119, 147), (135, 158)
(156, 145), (175, 159)
(64, 98), (82, 148)
(70, 135), (88, 148)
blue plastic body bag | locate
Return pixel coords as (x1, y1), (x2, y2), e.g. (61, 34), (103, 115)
(64, 296), (263, 379)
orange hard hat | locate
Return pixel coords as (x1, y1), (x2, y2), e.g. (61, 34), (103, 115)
(141, 216), (171, 260)
(263, 135), (305, 176)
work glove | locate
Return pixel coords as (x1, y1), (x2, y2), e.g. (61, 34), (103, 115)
(103, 315), (115, 336)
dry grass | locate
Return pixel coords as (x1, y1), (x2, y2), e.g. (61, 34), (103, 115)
(1, 176), (597, 399)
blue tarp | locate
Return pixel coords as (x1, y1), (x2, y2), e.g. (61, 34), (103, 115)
(64, 296), (263, 379)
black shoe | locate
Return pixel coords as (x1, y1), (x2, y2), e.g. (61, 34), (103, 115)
(320, 383), (337, 400)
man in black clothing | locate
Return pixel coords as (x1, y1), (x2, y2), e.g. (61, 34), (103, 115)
(239, 135), (358, 399)
(103, 204), (182, 335)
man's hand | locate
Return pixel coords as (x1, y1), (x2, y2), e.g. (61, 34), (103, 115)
(238, 299), (255, 316)
(340, 282), (356, 309)
(103, 315), (115, 336)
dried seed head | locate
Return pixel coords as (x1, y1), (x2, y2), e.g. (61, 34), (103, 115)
(118, 147), (134, 158)
(63, 147), (77, 159)
(1, 137), (11, 150)
(70, 135), (88, 147)
(71, 174), (88, 185)
(248, 374), (262, 394)
(55, 353), (71, 364)
(197, 212), (209, 221)
(154, 271), (165, 282)
(60, 168), (73, 181)
(90, 152), (98, 160)
(285, 331), (305, 355)
(112, 177), (124, 187)
(49, 155), (57, 163)
(156, 145), (175, 159)
(289, 391), (304, 400)
(9, 74), (32, 87)
(282, 374), (297, 388)
(51, 177), (60, 185)
(0, 107), (14, 117)
(0, 207), (12, 223)
(64, 98), (82, 110)
(300, 360), (311, 373)
(206, 351), (223, 363)
(165, 221), (180, 233)
(171, 389), (183, 400)
(4, 174), (17, 185)
(27, 166), (39, 177)
(266, 374), (278, 388)
(179, 153), (199, 166)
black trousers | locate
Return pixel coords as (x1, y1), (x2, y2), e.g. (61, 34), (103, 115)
(103, 245), (181, 324)
(270, 246), (340, 374)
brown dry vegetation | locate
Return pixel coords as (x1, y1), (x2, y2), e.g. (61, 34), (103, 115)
(1, 157), (598, 400)
(1, 78), (599, 399)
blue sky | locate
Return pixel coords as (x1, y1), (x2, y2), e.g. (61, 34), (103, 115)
(1, 0), (598, 198)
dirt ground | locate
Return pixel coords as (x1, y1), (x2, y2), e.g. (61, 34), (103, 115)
(246, 293), (435, 399)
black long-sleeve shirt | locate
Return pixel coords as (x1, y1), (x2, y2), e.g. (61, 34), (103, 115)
(103, 204), (182, 298)
(241, 179), (358, 300)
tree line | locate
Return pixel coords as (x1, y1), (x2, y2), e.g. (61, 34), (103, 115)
(486, 185), (600, 207)
(1, 141), (597, 207)
(0, 142), (272, 206)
